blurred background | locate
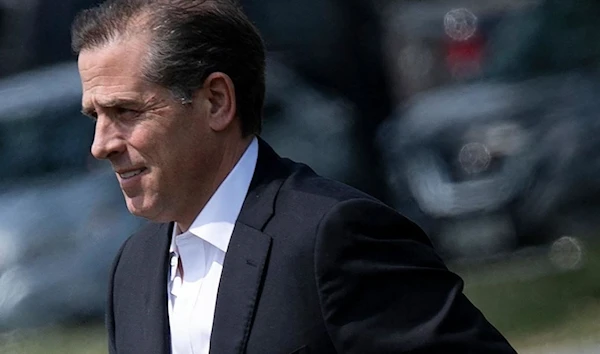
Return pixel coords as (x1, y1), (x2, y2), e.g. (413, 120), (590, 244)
(1, 0), (600, 352)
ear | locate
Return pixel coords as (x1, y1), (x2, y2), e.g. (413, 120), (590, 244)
(201, 72), (237, 132)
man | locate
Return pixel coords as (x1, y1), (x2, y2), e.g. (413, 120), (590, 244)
(72, 0), (517, 353)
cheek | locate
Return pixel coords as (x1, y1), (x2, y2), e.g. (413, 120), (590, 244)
(126, 122), (170, 162)
(129, 110), (213, 171)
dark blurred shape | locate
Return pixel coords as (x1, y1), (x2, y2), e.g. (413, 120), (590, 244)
(242, 0), (391, 122)
(0, 0), (102, 77)
(484, 0), (600, 79)
(241, 0), (393, 201)
(31, 0), (103, 67)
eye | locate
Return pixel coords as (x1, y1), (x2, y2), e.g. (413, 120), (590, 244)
(115, 107), (141, 119)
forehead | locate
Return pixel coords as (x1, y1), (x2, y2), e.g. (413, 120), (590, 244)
(78, 35), (153, 106)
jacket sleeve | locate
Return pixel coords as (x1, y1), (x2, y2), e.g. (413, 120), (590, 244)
(314, 198), (517, 353)
(106, 237), (129, 354)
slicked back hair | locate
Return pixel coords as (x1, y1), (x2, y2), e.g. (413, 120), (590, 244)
(72, 0), (266, 136)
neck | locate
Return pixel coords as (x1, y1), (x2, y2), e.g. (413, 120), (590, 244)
(176, 135), (254, 233)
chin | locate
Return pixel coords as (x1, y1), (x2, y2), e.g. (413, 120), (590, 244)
(125, 196), (155, 219)
(125, 196), (173, 224)
(125, 204), (149, 219)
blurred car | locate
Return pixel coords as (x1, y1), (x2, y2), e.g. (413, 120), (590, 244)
(377, 81), (533, 260)
(0, 57), (361, 329)
(377, 0), (600, 262)
(377, 69), (600, 261)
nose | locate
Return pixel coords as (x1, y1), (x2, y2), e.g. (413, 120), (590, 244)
(91, 116), (125, 160)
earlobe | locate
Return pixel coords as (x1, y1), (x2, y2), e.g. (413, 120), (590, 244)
(204, 72), (236, 132)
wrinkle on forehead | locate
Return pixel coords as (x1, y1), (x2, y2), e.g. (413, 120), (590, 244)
(78, 34), (162, 113)
(80, 74), (147, 108)
(78, 41), (148, 77)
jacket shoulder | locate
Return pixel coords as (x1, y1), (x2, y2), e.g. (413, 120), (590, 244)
(269, 159), (392, 235)
(279, 159), (380, 208)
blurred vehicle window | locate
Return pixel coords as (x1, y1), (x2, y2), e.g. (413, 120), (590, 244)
(0, 63), (94, 187)
(0, 103), (93, 183)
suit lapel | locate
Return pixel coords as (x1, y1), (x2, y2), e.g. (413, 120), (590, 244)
(150, 223), (174, 354)
(208, 224), (271, 354)
(209, 138), (288, 354)
(125, 222), (173, 354)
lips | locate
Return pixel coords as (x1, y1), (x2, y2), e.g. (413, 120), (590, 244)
(117, 168), (147, 179)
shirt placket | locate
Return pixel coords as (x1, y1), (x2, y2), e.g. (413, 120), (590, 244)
(177, 236), (207, 354)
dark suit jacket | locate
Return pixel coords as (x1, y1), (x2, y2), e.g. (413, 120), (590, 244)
(106, 138), (516, 354)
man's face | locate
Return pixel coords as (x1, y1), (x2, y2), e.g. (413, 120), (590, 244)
(78, 35), (220, 223)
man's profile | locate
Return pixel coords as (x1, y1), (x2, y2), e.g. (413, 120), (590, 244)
(72, 0), (517, 353)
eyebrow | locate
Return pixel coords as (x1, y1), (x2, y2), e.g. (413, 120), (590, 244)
(81, 97), (140, 117)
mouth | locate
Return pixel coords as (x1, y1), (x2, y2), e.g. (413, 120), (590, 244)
(117, 167), (147, 179)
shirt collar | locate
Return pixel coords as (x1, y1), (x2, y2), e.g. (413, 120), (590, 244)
(170, 137), (258, 253)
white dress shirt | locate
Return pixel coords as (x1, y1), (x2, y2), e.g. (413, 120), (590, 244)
(168, 137), (258, 354)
